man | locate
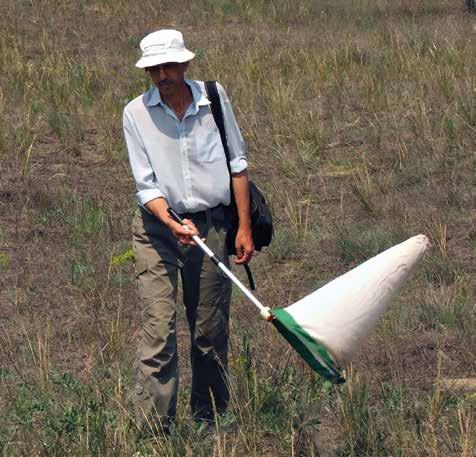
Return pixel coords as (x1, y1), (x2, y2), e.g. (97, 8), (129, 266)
(123, 29), (254, 435)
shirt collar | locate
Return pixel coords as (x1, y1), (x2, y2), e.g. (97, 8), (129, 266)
(145, 80), (211, 111)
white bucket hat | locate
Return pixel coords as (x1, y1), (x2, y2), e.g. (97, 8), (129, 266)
(135, 29), (195, 69)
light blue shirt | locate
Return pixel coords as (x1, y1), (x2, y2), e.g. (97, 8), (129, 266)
(123, 79), (247, 213)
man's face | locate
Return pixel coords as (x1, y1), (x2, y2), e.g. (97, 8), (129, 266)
(146, 62), (189, 95)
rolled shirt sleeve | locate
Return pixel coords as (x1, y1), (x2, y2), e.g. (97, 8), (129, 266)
(123, 109), (164, 206)
(216, 82), (248, 174)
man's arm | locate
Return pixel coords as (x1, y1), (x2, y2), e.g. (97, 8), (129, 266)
(123, 109), (198, 245)
(231, 170), (254, 264)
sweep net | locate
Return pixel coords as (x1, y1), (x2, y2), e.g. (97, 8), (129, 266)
(271, 234), (430, 383)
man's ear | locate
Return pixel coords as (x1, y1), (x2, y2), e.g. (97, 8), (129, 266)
(182, 62), (190, 71)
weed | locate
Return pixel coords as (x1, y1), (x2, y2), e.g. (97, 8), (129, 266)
(36, 195), (107, 247)
(70, 256), (95, 286)
(350, 166), (380, 217)
(266, 227), (303, 263)
(415, 277), (474, 332)
(0, 252), (9, 272)
(422, 252), (465, 286)
(336, 225), (408, 266)
(338, 371), (383, 456)
(111, 248), (135, 266)
(47, 107), (84, 156)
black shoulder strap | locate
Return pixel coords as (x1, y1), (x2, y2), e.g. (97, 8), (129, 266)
(205, 81), (232, 179)
(204, 81), (256, 291)
(244, 264), (255, 290)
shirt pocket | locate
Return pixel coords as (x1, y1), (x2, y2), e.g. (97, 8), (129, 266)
(192, 112), (226, 164)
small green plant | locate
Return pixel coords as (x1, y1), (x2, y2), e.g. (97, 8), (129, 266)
(422, 253), (464, 286)
(338, 372), (380, 456)
(0, 252), (9, 271)
(47, 108), (84, 156)
(70, 256), (95, 286)
(0, 123), (7, 157)
(111, 249), (135, 266)
(415, 277), (473, 332)
(266, 227), (302, 263)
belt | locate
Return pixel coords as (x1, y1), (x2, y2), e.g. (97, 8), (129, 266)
(179, 205), (224, 223)
(139, 204), (223, 221)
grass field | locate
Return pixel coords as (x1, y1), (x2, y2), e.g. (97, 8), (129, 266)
(0, 0), (475, 455)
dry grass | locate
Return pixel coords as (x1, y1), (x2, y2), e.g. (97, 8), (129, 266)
(0, 0), (475, 455)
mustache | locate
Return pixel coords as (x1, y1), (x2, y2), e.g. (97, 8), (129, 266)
(158, 80), (173, 86)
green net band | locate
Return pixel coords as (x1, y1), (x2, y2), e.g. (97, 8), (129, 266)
(272, 308), (345, 384)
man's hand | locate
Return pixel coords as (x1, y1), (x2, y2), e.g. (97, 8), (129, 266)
(145, 198), (200, 246)
(168, 218), (200, 246)
(234, 227), (254, 264)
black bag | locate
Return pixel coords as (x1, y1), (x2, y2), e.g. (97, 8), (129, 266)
(225, 181), (273, 255)
(205, 81), (273, 288)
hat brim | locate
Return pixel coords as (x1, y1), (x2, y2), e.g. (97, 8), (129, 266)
(135, 49), (195, 69)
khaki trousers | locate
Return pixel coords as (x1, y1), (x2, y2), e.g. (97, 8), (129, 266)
(132, 206), (231, 432)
